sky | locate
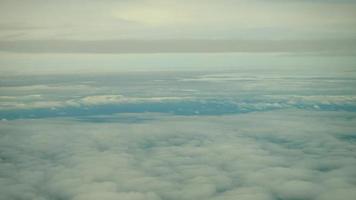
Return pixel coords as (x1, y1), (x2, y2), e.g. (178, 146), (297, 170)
(0, 0), (356, 73)
(1, 0), (356, 41)
(1, 0), (356, 75)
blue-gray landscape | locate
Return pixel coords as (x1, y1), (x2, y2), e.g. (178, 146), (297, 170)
(1, 1), (356, 200)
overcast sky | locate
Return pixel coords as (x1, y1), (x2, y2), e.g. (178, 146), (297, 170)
(0, 0), (356, 74)
(1, 0), (356, 41)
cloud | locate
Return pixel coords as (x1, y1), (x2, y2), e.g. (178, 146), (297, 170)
(1, 71), (356, 119)
(79, 95), (190, 106)
(0, 23), (43, 31)
(0, 93), (193, 111)
(0, 110), (355, 199)
(1, 92), (356, 120)
(0, 39), (355, 54)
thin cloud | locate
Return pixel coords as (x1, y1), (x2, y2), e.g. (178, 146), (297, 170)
(0, 39), (355, 54)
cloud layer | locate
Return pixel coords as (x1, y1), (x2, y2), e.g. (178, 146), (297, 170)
(1, 62), (355, 199)
(1, 39), (355, 54)
(1, 71), (356, 119)
(1, 111), (356, 200)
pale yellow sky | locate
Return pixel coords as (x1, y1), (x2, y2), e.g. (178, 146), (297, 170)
(0, 0), (356, 40)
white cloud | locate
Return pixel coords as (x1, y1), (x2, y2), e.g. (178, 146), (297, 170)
(78, 95), (191, 106)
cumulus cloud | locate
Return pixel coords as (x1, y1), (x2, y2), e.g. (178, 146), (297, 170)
(0, 110), (355, 200)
